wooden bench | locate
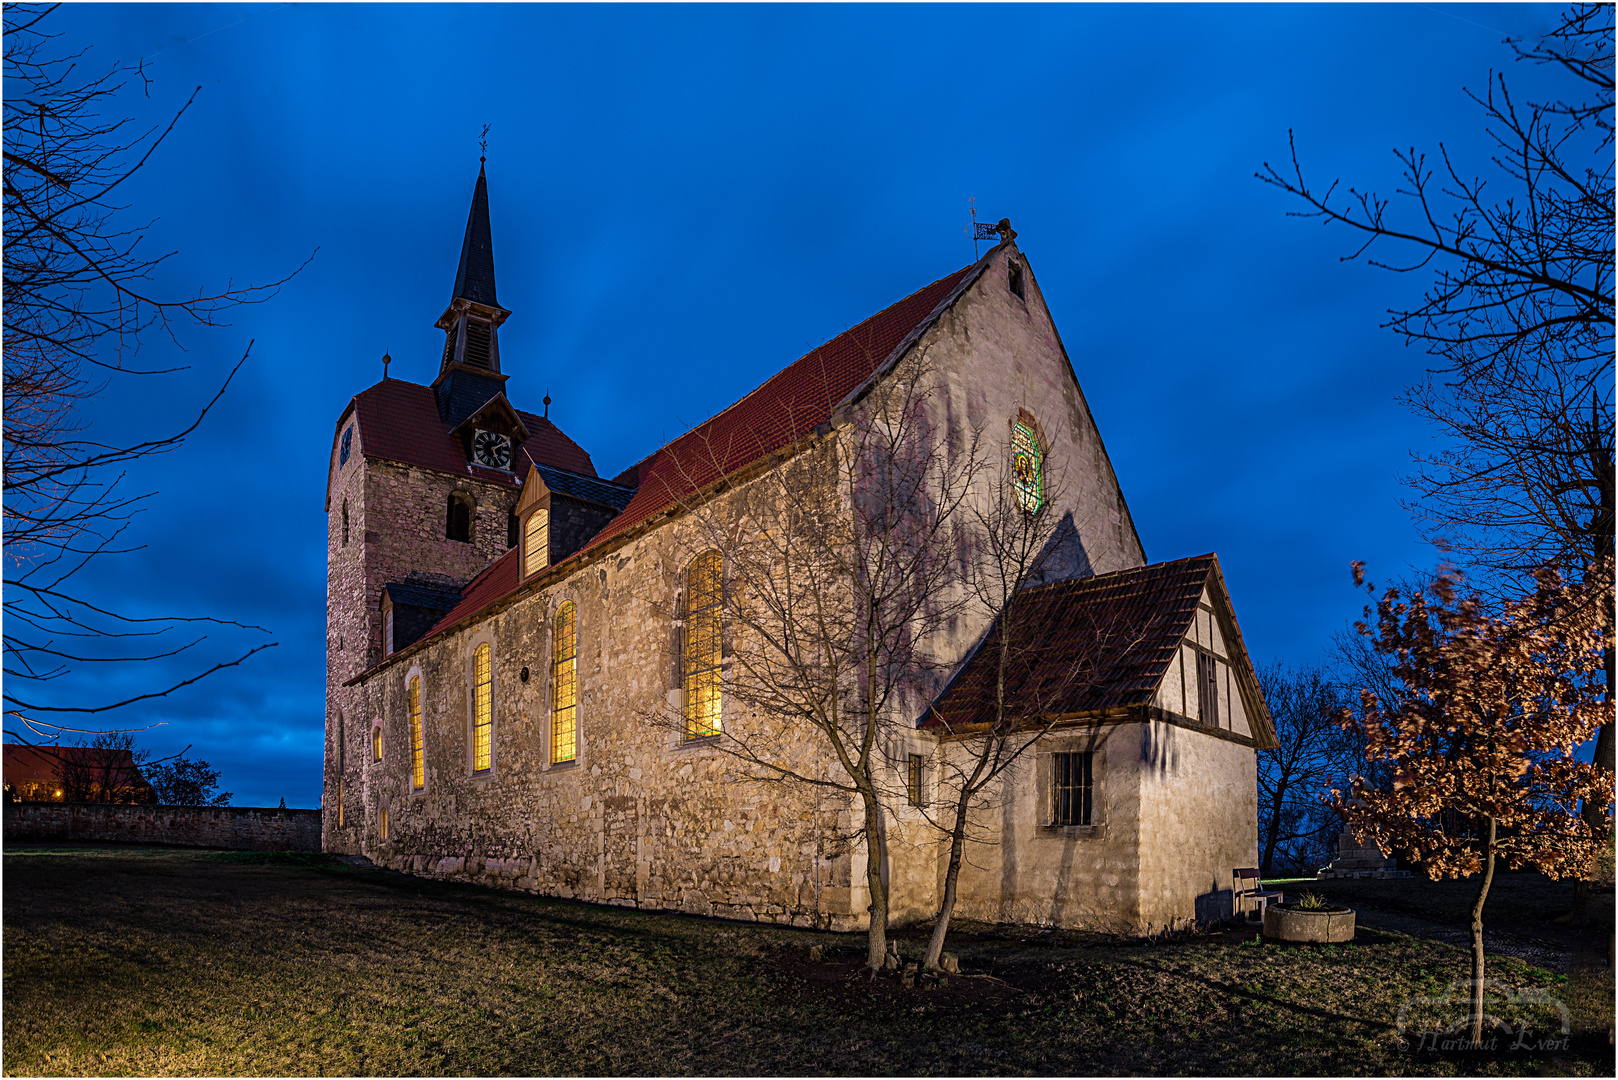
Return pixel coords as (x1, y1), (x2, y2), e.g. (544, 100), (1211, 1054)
(1233, 867), (1283, 922)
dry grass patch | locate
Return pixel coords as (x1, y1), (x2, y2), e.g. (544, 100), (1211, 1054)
(3, 847), (1612, 1076)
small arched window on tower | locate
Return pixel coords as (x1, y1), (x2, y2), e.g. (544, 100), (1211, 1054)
(446, 492), (474, 543)
(682, 551), (723, 739)
(342, 499), (349, 547)
(340, 425), (353, 467)
(1011, 417), (1045, 513)
(1008, 260), (1026, 301)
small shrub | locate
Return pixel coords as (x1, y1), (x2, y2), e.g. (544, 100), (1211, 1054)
(1297, 892), (1326, 911)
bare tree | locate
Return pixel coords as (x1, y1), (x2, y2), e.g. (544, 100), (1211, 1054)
(55, 730), (155, 803)
(915, 437), (1088, 970)
(1254, 661), (1359, 876)
(3, 4), (298, 741)
(659, 347), (981, 973)
(1261, 1), (1614, 900)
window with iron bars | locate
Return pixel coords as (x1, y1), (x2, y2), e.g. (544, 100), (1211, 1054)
(1051, 751), (1093, 826)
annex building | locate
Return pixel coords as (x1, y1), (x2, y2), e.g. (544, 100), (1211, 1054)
(324, 167), (1278, 933)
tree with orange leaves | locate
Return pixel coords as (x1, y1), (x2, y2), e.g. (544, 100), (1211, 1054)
(1334, 558), (1612, 1048)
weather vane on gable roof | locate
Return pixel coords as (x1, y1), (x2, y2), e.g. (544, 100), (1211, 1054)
(479, 123), (491, 163)
(965, 197), (1011, 259)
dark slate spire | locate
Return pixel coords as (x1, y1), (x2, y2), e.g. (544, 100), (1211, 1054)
(450, 163), (498, 308)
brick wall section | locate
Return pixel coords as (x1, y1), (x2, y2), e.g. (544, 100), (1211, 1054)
(4, 803), (322, 851)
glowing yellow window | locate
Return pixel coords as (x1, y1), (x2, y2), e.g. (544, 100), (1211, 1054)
(380, 804), (389, 840)
(1011, 420), (1044, 512)
(371, 725), (382, 762)
(524, 508), (549, 577)
(408, 676), (424, 789)
(552, 602), (578, 763)
(682, 551), (723, 739)
(473, 642), (493, 772)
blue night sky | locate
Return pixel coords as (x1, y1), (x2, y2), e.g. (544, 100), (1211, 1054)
(33, 3), (1573, 807)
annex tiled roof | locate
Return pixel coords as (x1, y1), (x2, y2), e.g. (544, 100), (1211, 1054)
(389, 259), (985, 663)
(923, 555), (1220, 732)
(340, 379), (595, 491)
(535, 463), (635, 512)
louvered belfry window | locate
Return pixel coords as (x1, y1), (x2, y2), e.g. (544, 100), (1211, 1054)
(1196, 650), (1220, 728)
(552, 603), (578, 763)
(408, 676), (424, 789)
(682, 551), (723, 739)
(473, 643), (493, 772)
(463, 319), (492, 369)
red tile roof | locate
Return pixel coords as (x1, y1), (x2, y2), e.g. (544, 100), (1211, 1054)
(923, 555), (1225, 731)
(589, 265), (977, 551)
(3, 743), (152, 796)
(339, 380), (596, 498)
(403, 261), (983, 651)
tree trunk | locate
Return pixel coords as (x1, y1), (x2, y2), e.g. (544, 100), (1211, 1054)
(1261, 781), (1287, 877)
(860, 784), (889, 972)
(922, 803), (970, 970)
(1468, 817), (1497, 1048)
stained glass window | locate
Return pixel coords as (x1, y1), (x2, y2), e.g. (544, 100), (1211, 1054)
(1012, 421), (1044, 512)
(473, 643), (493, 772)
(340, 425), (352, 467)
(524, 507), (549, 577)
(683, 551), (723, 739)
(552, 603), (578, 763)
(408, 676), (424, 789)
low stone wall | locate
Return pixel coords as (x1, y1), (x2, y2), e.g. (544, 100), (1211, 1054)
(3, 802), (322, 852)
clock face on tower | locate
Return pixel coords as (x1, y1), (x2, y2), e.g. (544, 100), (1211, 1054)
(473, 429), (512, 469)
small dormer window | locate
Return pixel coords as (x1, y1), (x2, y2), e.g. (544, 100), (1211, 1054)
(524, 507), (550, 576)
(340, 425), (353, 467)
(1008, 261), (1025, 301)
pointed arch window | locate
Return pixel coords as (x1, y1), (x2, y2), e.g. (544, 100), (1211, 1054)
(408, 675), (424, 789)
(342, 499), (350, 546)
(552, 603), (578, 763)
(472, 642), (493, 772)
(1011, 420), (1045, 513)
(682, 551), (723, 739)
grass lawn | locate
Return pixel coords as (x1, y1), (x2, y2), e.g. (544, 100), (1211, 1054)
(3, 845), (1612, 1076)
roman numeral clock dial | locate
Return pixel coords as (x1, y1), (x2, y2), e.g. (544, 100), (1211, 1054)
(473, 429), (511, 469)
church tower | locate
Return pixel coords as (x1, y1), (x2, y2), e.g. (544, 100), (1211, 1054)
(322, 164), (600, 851)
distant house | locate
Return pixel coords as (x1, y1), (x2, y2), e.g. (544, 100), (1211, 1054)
(2, 743), (156, 804)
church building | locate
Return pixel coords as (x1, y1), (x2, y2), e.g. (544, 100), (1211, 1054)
(324, 167), (1277, 933)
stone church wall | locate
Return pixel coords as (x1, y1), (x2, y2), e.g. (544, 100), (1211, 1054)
(336, 476), (864, 928)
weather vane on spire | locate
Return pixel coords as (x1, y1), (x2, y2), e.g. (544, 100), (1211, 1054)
(479, 123), (491, 163)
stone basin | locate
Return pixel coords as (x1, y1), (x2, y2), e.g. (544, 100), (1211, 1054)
(1263, 903), (1356, 943)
